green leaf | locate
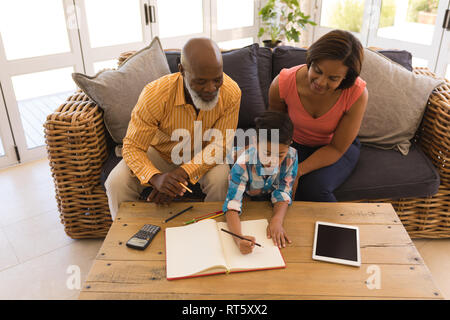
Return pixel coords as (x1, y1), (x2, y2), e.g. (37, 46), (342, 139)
(287, 12), (294, 22)
(258, 27), (265, 37)
(290, 29), (300, 42)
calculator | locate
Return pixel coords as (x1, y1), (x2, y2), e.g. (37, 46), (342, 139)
(126, 224), (161, 250)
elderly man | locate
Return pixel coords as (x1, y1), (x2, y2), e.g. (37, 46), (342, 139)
(105, 37), (241, 219)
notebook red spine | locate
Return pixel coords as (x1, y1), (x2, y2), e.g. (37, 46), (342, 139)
(165, 229), (286, 280)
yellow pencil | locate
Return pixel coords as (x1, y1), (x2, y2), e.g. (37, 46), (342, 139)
(178, 182), (193, 193)
(198, 212), (224, 222)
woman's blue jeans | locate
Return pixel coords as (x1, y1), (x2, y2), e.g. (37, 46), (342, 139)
(292, 139), (361, 202)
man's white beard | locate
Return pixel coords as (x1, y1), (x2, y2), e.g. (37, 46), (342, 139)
(185, 80), (220, 111)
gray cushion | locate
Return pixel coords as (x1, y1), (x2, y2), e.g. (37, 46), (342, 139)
(72, 37), (171, 143)
(358, 48), (444, 155)
(335, 143), (440, 201)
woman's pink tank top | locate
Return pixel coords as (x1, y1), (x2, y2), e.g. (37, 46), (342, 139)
(278, 64), (366, 147)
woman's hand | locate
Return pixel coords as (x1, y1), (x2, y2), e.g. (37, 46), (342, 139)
(267, 217), (291, 248)
(291, 171), (301, 198)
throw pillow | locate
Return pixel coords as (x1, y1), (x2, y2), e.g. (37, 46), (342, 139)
(222, 44), (267, 129)
(164, 46), (271, 116)
(272, 46), (412, 78)
(165, 50), (181, 73)
(72, 37), (170, 144)
(255, 46), (273, 108)
(272, 46), (307, 79)
(358, 48), (444, 155)
(377, 49), (413, 71)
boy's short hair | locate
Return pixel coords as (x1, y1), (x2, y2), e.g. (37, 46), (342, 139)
(255, 111), (293, 145)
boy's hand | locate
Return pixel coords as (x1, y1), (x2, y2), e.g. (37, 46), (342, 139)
(236, 235), (256, 255)
(267, 217), (291, 248)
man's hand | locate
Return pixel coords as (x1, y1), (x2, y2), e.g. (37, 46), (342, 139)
(267, 216), (291, 248)
(149, 167), (189, 198)
(146, 189), (174, 206)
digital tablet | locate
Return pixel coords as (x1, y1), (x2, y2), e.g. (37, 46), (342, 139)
(312, 221), (361, 267)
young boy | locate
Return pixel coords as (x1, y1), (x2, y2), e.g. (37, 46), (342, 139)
(223, 111), (298, 254)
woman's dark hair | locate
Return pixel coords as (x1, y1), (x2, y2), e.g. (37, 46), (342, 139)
(306, 29), (364, 90)
(255, 111), (293, 145)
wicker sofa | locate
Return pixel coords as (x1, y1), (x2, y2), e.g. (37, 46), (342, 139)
(44, 47), (450, 240)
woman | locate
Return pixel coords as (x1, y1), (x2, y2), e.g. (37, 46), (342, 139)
(268, 29), (369, 202)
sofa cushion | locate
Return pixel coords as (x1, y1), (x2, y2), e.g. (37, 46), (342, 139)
(377, 49), (413, 71)
(358, 48), (444, 155)
(334, 143), (440, 201)
(272, 46), (307, 79)
(165, 50), (181, 73)
(100, 145), (122, 189)
(254, 47), (273, 108)
(165, 47), (272, 110)
(222, 44), (266, 129)
(72, 37), (171, 144)
(271, 46), (413, 79)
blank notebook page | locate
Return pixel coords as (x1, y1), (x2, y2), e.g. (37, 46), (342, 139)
(166, 219), (227, 278)
(217, 219), (285, 271)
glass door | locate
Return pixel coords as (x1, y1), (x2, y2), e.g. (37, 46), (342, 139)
(0, 85), (17, 168)
(367, 0), (450, 70)
(148, 0), (211, 49)
(0, 0), (84, 164)
(313, 0), (450, 76)
(312, 0), (373, 44)
(212, 0), (260, 50)
(74, 0), (153, 76)
(434, 2), (450, 78)
(148, 0), (259, 50)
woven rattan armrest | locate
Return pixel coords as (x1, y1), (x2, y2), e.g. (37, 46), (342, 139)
(44, 90), (112, 238)
(358, 68), (450, 239)
(413, 68), (449, 187)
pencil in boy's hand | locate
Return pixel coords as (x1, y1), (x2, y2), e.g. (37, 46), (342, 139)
(220, 228), (262, 247)
(178, 182), (193, 193)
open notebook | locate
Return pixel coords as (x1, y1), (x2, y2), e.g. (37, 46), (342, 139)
(165, 218), (286, 280)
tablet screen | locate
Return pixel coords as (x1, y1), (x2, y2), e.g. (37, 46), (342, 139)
(315, 224), (358, 262)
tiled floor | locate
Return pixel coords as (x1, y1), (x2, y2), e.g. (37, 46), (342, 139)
(0, 158), (449, 299)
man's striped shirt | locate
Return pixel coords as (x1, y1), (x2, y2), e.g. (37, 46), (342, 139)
(122, 72), (241, 185)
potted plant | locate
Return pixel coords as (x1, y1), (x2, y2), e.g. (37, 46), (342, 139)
(258, 0), (316, 48)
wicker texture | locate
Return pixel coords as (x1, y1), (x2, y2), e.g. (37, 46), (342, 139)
(353, 69), (450, 238)
(44, 52), (450, 239)
(44, 90), (112, 238)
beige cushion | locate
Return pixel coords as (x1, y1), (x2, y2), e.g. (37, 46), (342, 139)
(358, 48), (444, 155)
(72, 37), (170, 143)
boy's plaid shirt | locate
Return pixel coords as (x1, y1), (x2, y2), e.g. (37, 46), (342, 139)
(223, 145), (298, 214)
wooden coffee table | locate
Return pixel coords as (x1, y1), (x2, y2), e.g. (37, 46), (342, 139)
(79, 201), (443, 300)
